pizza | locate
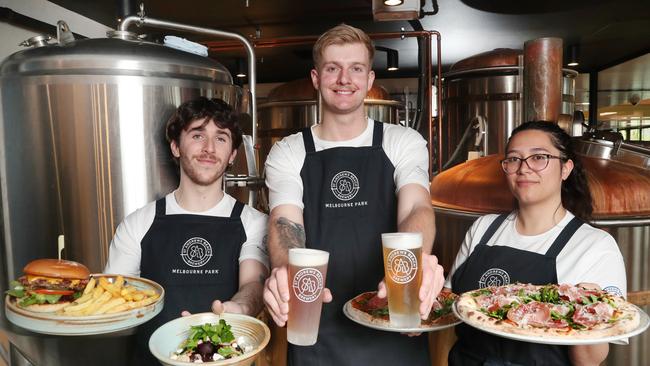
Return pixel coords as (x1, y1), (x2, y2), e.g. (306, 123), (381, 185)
(346, 290), (459, 329)
(455, 283), (640, 340)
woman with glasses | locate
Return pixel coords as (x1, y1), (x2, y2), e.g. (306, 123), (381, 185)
(444, 121), (626, 366)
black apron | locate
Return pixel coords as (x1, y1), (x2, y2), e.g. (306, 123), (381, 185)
(288, 121), (430, 366)
(133, 197), (246, 365)
(449, 213), (584, 366)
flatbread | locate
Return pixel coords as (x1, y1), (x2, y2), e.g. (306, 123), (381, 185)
(455, 283), (640, 340)
(347, 290), (458, 328)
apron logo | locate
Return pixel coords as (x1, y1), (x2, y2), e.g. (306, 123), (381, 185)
(478, 268), (510, 288)
(603, 286), (623, 297)
(386, 249), (418, 284)
(330, 170), (360, 201)
(180, 237), (213, 268)
(292, 268), (324, 303)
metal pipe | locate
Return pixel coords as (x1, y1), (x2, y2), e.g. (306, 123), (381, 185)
(434, 207), (650, 227)
(523, 37), (563, 122)
(116, 0), (137, 22)
(0, 6), (86, 40)
(444, 66), (579, 79)
(435, 32), (442, 176)
(591, 218), (650, 227)
(588, 71), (598, 128)
(204, 30), (442, 178)
(225, 175), (266, 183)
(119, 15), (258, 147)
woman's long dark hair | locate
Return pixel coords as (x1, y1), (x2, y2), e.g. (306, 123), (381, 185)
(507, 121), (593, 221)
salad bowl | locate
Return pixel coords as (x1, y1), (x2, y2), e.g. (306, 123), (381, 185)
(149, 312), (270, 366)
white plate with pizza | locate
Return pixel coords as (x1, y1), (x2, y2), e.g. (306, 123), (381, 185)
(343, 290), (461, 333)
(452, 283), (650, 345)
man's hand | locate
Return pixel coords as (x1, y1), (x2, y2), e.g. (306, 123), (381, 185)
(418, 253), (445, 318)
(211, 300), (246, 315)
(376, 253), (444, 319)
(179, 300), (246, 317)
(263, 265), (332, 327)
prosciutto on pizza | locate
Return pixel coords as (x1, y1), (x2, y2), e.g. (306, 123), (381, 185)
(455, 283), (640, 340)
(347, 290), (459, 328)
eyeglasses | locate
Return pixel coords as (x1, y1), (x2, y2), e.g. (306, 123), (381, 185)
(500, 154), (567, 174)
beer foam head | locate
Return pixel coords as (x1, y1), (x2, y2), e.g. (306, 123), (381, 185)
(381, 232), (422, 249)
(289, 248), (329, 266)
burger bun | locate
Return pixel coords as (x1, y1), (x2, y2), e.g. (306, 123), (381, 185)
(23, 259), (90, 280)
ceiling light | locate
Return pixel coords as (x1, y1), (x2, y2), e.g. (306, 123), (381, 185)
(600, 112), (617, 116)
(387, 49), (399, 71)
(236, 58), (246, 78)
(373, 0), (419, 21)
(567, 44), (579, 67)
(375, 46), (399, 72)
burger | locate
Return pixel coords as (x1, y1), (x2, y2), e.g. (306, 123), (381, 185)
(6, 258), (90, 312)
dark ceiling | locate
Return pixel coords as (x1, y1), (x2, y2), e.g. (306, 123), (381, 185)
(47, 0), (650, 84)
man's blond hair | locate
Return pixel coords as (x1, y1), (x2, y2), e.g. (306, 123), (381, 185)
(312, 24), (374, 69)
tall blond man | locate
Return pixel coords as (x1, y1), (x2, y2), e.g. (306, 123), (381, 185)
(263, 24), (445, 365)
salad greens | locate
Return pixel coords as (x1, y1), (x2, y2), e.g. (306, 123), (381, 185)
(5, 281), (64, 307)
(433, 295), (456, 318)
(181, 320), (235, 351)
(174, 320), (245, 362)
(6, 281), (25, 298)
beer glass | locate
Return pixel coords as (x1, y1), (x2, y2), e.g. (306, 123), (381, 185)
(381, 232), (423, 328)
(287, 248), (329, 346)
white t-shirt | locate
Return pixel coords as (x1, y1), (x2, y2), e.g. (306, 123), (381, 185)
(265, 118), (430, 210)
(444, 211), (627, 298)
(104, 192), (269, 277)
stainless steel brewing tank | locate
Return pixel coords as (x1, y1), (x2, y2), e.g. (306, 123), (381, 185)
(257, 78), (402, 163)
(0, 34), (242, 365)
(440, 48), (577, 168)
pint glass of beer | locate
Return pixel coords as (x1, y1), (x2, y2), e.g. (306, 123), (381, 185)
(381, 232), (423, 328)
(287, 248), (329, 346)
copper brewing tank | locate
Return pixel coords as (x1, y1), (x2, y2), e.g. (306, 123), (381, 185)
(257, 78), (403, 163)
(440, 47), (577, 169)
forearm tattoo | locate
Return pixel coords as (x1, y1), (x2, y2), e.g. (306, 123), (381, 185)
(261, 234), (269, 256)
(275, 217), (306, 250)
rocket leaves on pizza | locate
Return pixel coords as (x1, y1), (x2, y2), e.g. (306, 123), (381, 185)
(346, 290), (459, 330)
(454, 283), (641, 342)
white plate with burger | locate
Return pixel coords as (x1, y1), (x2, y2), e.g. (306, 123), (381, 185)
(4, 258), (165, 336)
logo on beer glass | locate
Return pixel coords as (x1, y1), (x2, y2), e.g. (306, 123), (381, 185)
(386, 249), (418, 284)
(292, 268), (324, 302)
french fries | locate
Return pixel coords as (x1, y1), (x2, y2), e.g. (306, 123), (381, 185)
(58, 275), (160, 316)
(83, 278), (96, 295)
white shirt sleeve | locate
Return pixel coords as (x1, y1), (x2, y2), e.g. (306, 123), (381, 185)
(382, 124), (430, 193)
(557, 229), (627, 296)
(265, 133), (306, 211)
(104, 203), (156, 277)
(556, 226), (628, 345)
(239, 206), (270, 270)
